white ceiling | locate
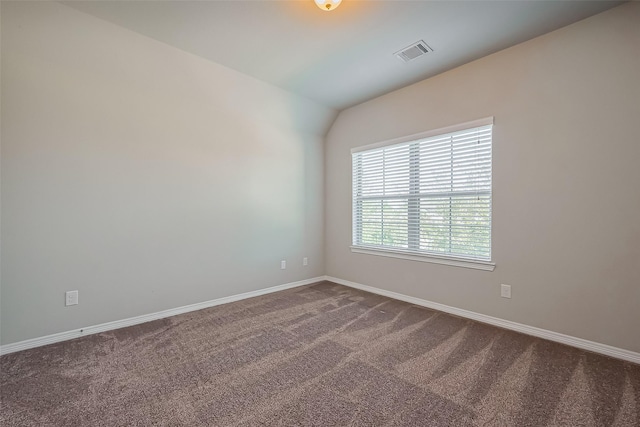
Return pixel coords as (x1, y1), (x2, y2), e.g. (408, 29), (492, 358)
(63, 0), (623, 110)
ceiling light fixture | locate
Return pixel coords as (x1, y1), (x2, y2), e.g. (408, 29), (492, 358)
(314, 0), (342, 12)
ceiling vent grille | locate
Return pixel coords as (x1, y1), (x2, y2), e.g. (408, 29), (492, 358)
(395, 40), (433, 63)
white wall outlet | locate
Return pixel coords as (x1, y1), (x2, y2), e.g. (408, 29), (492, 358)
(281, 260), (286, 270)
(65, 290), (79, 306)
(501, 284), (512, 299)
(303, 257), (308, 266)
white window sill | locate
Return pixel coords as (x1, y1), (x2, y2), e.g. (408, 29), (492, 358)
(350, 246), (495, 271)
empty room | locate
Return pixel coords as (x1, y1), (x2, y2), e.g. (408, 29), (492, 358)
(1, 0), (639, 425)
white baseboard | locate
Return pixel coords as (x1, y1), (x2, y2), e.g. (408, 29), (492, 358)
(4, 275), (638, 364)
(0, 276), (325, 356)
(325, 275), (640, 365)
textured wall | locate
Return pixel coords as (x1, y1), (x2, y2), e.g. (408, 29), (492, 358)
(325, 3), (640, 352)
(1, 2), (335, 344)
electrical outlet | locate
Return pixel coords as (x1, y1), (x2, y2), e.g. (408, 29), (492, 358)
(303, 257), (308, 266)
(500, 284), (512, 299)
(65, 290), (79, 306)
(281, 260), (286, 270)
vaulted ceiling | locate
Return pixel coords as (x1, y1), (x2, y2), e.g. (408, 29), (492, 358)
(64, 1), (623, 110)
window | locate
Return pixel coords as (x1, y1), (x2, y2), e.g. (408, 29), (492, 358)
(351, 118), (494, 270)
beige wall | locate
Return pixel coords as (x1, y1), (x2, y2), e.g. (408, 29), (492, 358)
(2, 1), (639, 353)
(325, 3), (640, 352)
(1, 2), (335, 345)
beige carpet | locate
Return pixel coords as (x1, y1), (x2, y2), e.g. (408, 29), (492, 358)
(1, 281), (639, 426)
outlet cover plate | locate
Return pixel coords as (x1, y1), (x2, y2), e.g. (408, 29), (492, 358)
(65, 290), (79, 306)
(500, 284), (512, 299)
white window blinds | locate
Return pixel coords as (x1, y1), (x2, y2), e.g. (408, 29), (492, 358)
(352, 120), (492, 262)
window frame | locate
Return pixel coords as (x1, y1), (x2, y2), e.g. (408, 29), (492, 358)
(351, 117), (495, 271)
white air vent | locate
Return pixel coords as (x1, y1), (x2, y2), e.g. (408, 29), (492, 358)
(395, 40), (433, 63)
